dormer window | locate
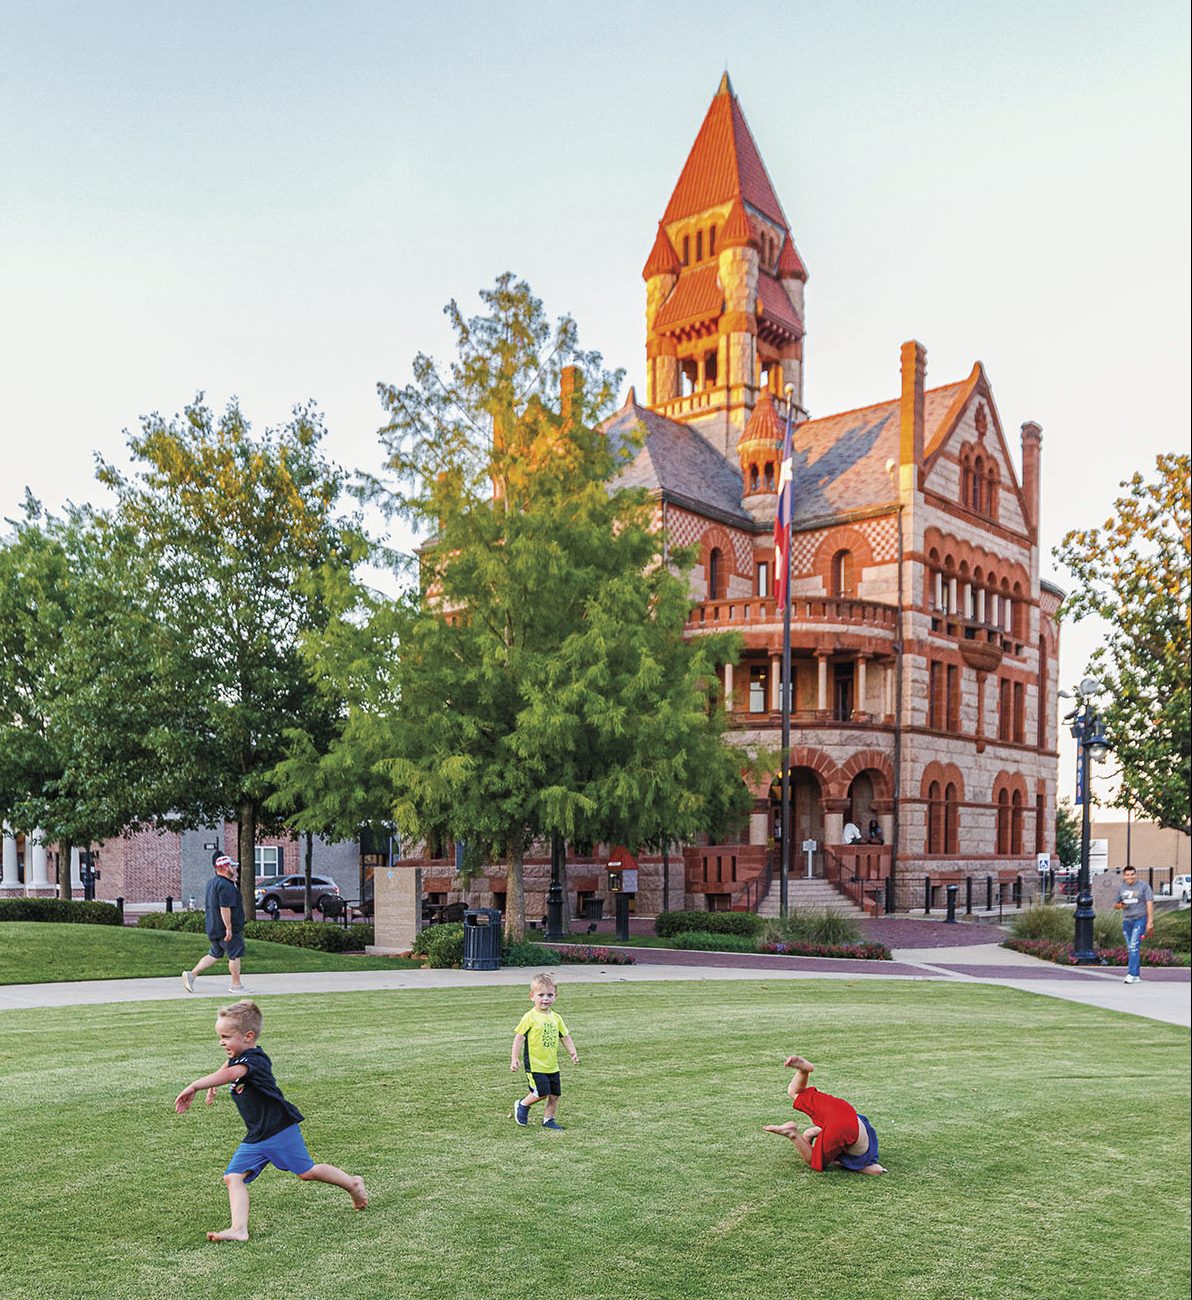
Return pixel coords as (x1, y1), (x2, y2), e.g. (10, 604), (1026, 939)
(695, 230), (703, 262)
(709, 225), (717, 256)
(681, 234), (690, 265)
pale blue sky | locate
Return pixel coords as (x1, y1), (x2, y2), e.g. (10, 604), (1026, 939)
(2, 1), (1189, 799)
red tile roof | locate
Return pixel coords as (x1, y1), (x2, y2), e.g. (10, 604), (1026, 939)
(757, 273), (804, 340)
(642, 223), (681, 280)
(653, 263), (723, 333)
(741, 390), (783, 448)
(662, 77), (789, 229)
(777, 232), (807, 282)
(718, 197), (757, 249)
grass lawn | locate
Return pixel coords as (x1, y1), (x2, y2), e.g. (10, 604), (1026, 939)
(0, 981), (1187, 1300)
(0, 922), (420, 984)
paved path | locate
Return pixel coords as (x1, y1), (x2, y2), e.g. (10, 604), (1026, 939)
(2, 941), (1187, 1027)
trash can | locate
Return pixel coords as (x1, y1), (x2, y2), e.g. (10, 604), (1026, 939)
(463, 907), (503, 971)
(583, 896), (604, 923)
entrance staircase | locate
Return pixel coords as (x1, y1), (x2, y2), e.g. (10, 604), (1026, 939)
(756, 875), (869, 919)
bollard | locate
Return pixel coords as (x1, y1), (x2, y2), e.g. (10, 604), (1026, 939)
(614, 891), (631, 943)
(945, 883), (958, 923)
(985, 875), (993, 912)
(115, 896), (124, 923)
(924, 875), (932, 914)
(965, 876), (973, 915)
(1013, 875), (1022, 908)
(165, 895), (173, 913)
(885, 876), (894, 915)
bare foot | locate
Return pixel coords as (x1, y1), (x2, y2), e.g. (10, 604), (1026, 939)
(763, 1122), (801, 1140)
(803, 1125), (822, 1140)
(349, 1176), (368, 1210)
(784, 1055), (814, 1072)
(206, 1229), (249, 1241)
(859, 1164), (887, 1176)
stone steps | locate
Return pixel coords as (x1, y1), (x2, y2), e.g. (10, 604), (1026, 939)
(756, 876), (870, 919)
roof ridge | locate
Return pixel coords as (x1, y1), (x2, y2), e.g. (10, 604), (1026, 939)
(800, 379), (968, 428)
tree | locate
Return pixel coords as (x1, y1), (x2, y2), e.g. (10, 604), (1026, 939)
(1055, 453), (1191, 834)
(1054, 799), (1080, 868)
(97, 397), (359, 914)
(352, 274), (749, 939)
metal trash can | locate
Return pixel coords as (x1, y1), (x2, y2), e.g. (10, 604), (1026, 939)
(583, 896), (604, 923)
(463, 907), (503, 971)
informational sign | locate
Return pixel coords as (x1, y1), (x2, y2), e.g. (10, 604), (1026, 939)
(802, 839), (817, 879)
(1036, 853), (1051, 873)
(621, 868), (638, 892)
(1089, 839), (1109, 874)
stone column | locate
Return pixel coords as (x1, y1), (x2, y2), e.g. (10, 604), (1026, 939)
(948, 576), (958, 615)
(977, 587), (987, 624)
(816, 654), (829, 715)
(1, 827), (19, 890)
(856, 656), (868, 718)
(724, 661), (735, 712)
(28, 831), (49, 889)
(770, 655), (782, 711)
(69, 846), (83, 888)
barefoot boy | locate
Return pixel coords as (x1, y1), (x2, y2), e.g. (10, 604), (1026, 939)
(175, 999), (367, 1240)
(763, 1054), (886, 1175)
(510, 973), (579, 1131)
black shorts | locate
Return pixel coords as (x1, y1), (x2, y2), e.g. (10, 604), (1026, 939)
(526, 1070), (561, 1098)
(208, 933), (246, 960)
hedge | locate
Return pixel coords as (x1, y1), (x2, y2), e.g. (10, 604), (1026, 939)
(655, 910), (763, 939)
(0, 897), (122, 925)
(1003, 938), (1189, 967)
(668, 930), (758, 952)
(242, 920), (374, 952)
(137, 910), (206, 932)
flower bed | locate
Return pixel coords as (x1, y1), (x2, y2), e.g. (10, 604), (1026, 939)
(758, 940), (892, 961)
(1004, 938), (1189, 967)
(552, 945), (635, 965)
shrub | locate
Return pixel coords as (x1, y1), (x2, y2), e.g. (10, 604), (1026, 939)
(242, 920), (374, 952)
(1149, 908), (1191, 953)
(758, 939), (892, 961)
(137, 910), (206, 933)
(655, 910), (762, 939)
(669, 930), (757, 952)
(1009, 904), (1073, 944)
(0, 898), (121, 925)
(415, 922), (466, 968)
(551, 945), (635, 965)
(762, 910), (863, 947)
(501, 940), (555, 967)
(1003, 938), (1189, 967)
(412, 922), (465, 958)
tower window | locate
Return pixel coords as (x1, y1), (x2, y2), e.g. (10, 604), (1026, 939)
(681, 234), (690, 265)
(756, 561), (770, 598)
(749, 465), (759, 493)
(831, 550), (855, 598)
(709, 225), (717, 256)
(708, 548), (725, 599)
(695, 230), (703, 262)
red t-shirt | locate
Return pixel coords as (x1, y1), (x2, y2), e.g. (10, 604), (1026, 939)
(792, 1086), (860, 1171)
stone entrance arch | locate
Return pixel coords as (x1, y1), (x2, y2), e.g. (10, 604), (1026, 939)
(769, 766), (826, 874)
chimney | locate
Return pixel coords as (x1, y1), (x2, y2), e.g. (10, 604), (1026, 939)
(899, 340), (926, 471)
(1020, 421), (1042, 536)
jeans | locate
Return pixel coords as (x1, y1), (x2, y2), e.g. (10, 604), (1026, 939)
(1122, 915), (1146, 978)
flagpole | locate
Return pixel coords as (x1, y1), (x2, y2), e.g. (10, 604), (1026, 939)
(779, 384), (795, 920)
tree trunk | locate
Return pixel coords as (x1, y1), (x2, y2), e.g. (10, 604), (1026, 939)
(58, 840), (73, 901)
(504, 839), (526, 942)
(304, 831), (314, 922)
(238, 802), (257, 919)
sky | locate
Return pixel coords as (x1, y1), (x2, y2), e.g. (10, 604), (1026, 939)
(2, 0), (1189, 811)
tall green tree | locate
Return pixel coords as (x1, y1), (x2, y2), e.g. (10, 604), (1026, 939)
(97, 397), (358, 913)
(1055, 453), (1191, 834)
(1054, 799), (1080, 869)
(354, 274), (749, 939)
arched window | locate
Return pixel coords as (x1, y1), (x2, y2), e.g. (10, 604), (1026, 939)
(1011, 790), (1024, 854)
(971, 457), (984, 512)
(695, 230), (703, 262)
(996, 788), (1011, 854)
(708, 548), (724, 600)
(927, 781), (944, 853)
(749, 465), (759, 493)
(944, 783), (960, 854)
(764, 461), (775, 491)
(681, 234), (690, 265)
(709, 225), (717, 256)
(831, 549), (855, 598)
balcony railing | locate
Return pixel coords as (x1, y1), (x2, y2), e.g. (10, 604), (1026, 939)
(688, 595), (898, 632)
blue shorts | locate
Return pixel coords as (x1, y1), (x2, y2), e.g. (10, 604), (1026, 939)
(224, 1122), (314, 1184)
(526, 1070), (561, 1098)
(208, 933), (246, 960)
(836, 1114), (879, 1172)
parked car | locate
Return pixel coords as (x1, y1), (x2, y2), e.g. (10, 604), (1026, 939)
(1163, 874), (1190, 904)
(253, 874), (341, 916)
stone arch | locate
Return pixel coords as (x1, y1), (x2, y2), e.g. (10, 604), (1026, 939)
(811, 526), (875, 596)
(834, 749), (894, 802)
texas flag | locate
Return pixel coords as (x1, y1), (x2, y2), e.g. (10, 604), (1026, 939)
(773, 406), (794, 611)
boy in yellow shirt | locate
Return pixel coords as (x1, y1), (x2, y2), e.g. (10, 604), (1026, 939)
(510, 973), (579, 1130)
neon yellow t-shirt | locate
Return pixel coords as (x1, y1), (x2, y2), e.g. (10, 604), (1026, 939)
(515, 1008), (570, 1073)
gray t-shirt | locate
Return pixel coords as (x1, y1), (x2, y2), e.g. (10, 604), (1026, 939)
(1114, 879), (1153, 921)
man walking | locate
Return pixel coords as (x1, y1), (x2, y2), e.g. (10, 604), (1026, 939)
(1113, 865), (1154, 984)
(183, 854), (248, 993)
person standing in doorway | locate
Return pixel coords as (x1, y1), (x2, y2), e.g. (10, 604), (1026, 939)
(183, 854), (248, 994)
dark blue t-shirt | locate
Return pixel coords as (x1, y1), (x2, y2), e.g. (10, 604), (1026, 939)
(227, 1047), (305, 1143)
(205, 874), (245, 940)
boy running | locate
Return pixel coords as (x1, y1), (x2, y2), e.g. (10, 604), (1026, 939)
(763, 1054), (886, 1175)
(510, 973), (579, 1131)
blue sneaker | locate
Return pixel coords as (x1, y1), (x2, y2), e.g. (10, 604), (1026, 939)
(541, 1118), (565, 1131)
(514, 1101), (529, 1126)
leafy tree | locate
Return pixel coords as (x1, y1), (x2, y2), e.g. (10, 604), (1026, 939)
(1055, 453), (1191, 834)
(1054, 799), (1080, 868)
(97, 397), (359, 913)
(352, 274), (749, 939)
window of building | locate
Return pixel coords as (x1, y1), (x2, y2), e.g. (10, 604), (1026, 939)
(708, 548), (724, 600)
(996, 788), (1010, 854)
(927, 780), (944, 853)
(1035, 791), (1046, 853)
(947, 664), (961, 731)
(749, 667), (769, 714)
(831, 549), (855, 598)
(1011, 790), (1024, 854)
(833, 664), (854, 722)
(764, 461), (775, 490)
(709, 224), (717, 256)
(998, 677), (1012, 742)
(944, 783), (960, 854)
(1012, 682), (1025, 744)
(681, 234), (690, 265)
(756, 560), (770, 599)
(749, 465), (759, 493)
(704, 350), (718, 386)
(256, 845), (281, 875)
(929, 661), (945, 729)
(695, 230), (703, 262)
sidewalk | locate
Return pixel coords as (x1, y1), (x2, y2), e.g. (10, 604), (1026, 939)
(2, 942), (1187, 1027)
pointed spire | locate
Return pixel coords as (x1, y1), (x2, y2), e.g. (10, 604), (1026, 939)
(740, 390), (783, 448)
(625, 385), (637, 407)
(717, 70), (734, 97)
(642, 223), (681, 280)
(777, 233), (807, 283)
(718, 196), (757, 250)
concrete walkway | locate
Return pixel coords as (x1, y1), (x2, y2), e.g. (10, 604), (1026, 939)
(2, 942), (1187, 1027)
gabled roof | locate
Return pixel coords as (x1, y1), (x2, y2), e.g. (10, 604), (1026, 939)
(756, 273), (804, 340)
(718, 197), (757, 249)
(603, 396), (753, 526)
(662, 74), (790, 229)
(652, 263), (723, 334)
(777, 232), (807, 282)
(642, 223), (681, 280)
(789, 382), (967, 523)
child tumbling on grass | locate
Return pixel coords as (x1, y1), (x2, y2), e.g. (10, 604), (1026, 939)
(175, 999), (367, 1240)
(511, 973), (580, 1130)
(763, 1054), (886, 1175)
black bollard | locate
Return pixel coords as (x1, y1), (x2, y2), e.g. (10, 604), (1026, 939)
(614, 892), (630, 943)
(924, 875), (932, 914)
(115, 896), (125, 923)
(165, 895), (173, 913)
(965, 876), (973, 915)
(945, 883), (958, 923)
(1013, 875), (1022, 908)
(884, 875), (894, 915)
(985, 875), (993, 912)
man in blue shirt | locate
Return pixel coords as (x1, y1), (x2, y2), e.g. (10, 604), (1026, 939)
(183, 854), (248, 994)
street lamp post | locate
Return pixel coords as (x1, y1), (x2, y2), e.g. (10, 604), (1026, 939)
(545, 832), (566, 942)
(1067, 678), (1111, 964)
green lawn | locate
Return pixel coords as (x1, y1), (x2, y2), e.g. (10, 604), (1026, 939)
(0, 981), (1187, 1300)
(0, 922), (419, 984)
